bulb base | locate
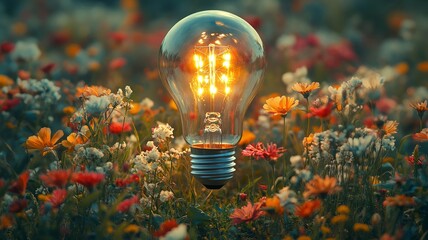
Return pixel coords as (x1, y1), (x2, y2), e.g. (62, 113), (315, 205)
(190, 147), (236, 189)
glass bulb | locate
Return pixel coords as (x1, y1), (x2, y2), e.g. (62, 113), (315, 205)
(159, 10), (266, 189)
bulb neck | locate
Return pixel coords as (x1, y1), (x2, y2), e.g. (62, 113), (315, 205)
(190, 146), (236, 189)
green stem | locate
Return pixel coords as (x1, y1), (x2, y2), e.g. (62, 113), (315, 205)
(306, 97), (310, 136)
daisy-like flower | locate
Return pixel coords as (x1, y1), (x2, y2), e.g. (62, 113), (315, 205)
(61, 126), (90, 152)
(292, 82), (320, 98)
(303, 175), (341, 199)
(263, 96), (299, 117)
(294, 199), (321, 218)
(413, 128), (428, 142)
(40, 170), (72, 188)
(26, 128), (64, 156)
(381, 120), (398, 136)
(46, 189), (67, 208)
(229, 202), (265, 225)
(153, 219), (188, 240)
(242, 142), (265, 160)
(383, 195), (415, 207)
(409, 100), (428, 119)
(262, 143), (286, 162)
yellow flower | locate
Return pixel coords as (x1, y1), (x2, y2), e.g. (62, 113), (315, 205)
(238, 130), (256, 146)
(0, 75), (14, 87)
(353, 223), (370, 232)
(264, 196), (284, 215)
(331, 214), (348, 224)
(62, 126), (91, 152)
(129, 103), (142, 115)
(292, 82), (320, 98)
(124, 224), (140, 234)
(303, 175), (341, 199)
(25, 127), (64, 156)
(370, 176), (380, 185)
(303, 133), (314, 146)
(336, 205), (350, 215)
(320, 226), (331, 234)
(38, 194), (51, 202)
(63, 106), (76, 115)
(382, 121), (398, 136)
(263, 96), (299, 117)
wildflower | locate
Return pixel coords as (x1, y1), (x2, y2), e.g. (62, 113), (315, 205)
(76, 147), (104, 161)
(26, 127), (64, 156)
(0, 75), (14, 87)
(47, 189), (67, 208)
(290, 155), (304, 169)
(40, 170), (72, 188)
(229, 202), (265, 225)
(153, 219), (179, 237)
(116, 195), (139, 213)
(262, 143), (286, 162)
(109, 122), (132, 134)
(242, 142), (265, 160)
(263, 196), (284, 215)
(405, 155), (424, 166)
(61, 126), (91, 151)
(124, 224), (140, 234)
(115, 174), (141, 187)
(413, 128), (428, 142)
(376, 98), (397, 115)
(124, 86), (133, 98)
(382, 121), (398, 136)
(109, 57), (127, 70)
(303, 133), (314, 146)
(295, 199), (321, 218)
(152, 122), (174, 142)
(0, 215), (14, 230)
(320, 226), (331, 234)
(76, 85), (111, 98)
(238, 130), (256, 146)
(0, 41), (14, 54)
(41, 63), (56, 74)
(371, 213), (381, 225)
(410, 100), (428, 119)
(336, 205), (350, 215)
(309, 101), (334, 119)
(258, 184), (268, 191)
(276, 187), (298, 207)
(71, 172), (104, 188)
(292, 82), (320, 98)
(85, 95), (112, 115)
(63, 106), (76, 115)
(9, 199), (28, 213)
(239, 193), (247, 201)
(331, 214), (348, 224)
(263, 96), (299, 117)
(141, 97), (154, 110)
(353, 223), (370, 232)
(417, 61), (428, 72)
(159, 190), (174, 203)
(303, 175), (341, 199)
(10, 40), (41, 62)
(297, 236), (311, 240)
(154, 220), (188, 240)
(17, 78), (61, 106)
(8, 171), (30, 195)
(383, 195), (415, 207)
(395, 62), (409, 75)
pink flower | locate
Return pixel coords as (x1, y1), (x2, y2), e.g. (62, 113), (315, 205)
(242, 142), (265, 160)
(109, 57), (126, 70)
(116, 195), (139, 213)
(48, 189), (67, 208)
(242, 142), (285, 162)
(40, 170), (72, 188)
(230, 202), (265, 225)
(262, 143), (286, 162)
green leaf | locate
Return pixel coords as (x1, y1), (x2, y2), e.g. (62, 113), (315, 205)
(240, 176), (262, 193)
(187, 206), (210, 225)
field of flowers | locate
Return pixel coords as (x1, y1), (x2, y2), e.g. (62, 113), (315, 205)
(0, 0), (428, 239)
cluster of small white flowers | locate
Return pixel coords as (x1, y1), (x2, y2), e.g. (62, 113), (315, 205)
(290, 155), (304, 169)
(17, 78), (61, 108)
(110, 141), (127, 152)
(159, 190), (174, 202)
(130, 141), (161, 174)
(75, 147), (104, 162)
(152, 122), (174, 142)
(124, 86), (133, 98)
(11, 40), (41, 62)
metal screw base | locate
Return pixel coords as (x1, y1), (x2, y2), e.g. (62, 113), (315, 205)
(190, 147), (236, 189)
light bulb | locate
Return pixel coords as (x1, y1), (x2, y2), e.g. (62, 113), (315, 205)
(159, 10), (266, 189)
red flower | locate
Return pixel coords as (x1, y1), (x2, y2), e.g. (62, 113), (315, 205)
(18, 70), (30, 80)
(295, 199), (321, 218)
(109, 122), (132, 134)
(40, 170), (72, 188)
(115, 174), (141, 187)
(109, 57), (126, 70)
(242, 142), (265, 160)
(258, 184), (267, 191)
(153, 219), (179, 237)
(9, 199), (28, 213)
(239, 193), (247, 201)
(229, 202), (265, 225)
(309, 101), (334, 119)
(0, 179), (4, 188)
(116, 195), (139, 213)
(262, 143), (286, 161)
(40, 63), (56, 74)
(48, 189), (67, 208)
(1, 98), (20, 111)
(9, 171), (30, 195)
(71, 172), (104, 188)
(405, 155), (424, 166)
(242, 142), (285, 162)
(109, 32), (127, 45)
(0, 42), (14, 54)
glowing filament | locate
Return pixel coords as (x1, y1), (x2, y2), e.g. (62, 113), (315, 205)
(209, 85), (217, 94)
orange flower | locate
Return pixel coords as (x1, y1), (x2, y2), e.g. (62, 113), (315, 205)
(395, 62), (409, 75)
(263, 96), (299, 117)
(65, 43), (81, 58)
(230, 202), (265, 225)
(75, 85), (111, 98)
(303, 133), (314, 146)
(382, 120), (398, 136)
(295, 199), (321, 218)
(8, 171), (30, 195)
(383, 195), (415, 207)
(0, 214), (14, 230)
(410, 100), (428, 118)
(63, 106), (76, 115)
(292, 82), (320, 98)
(40, 170), (72, 188)
(303, 175), (341, 199)
(61, 126), (91, 152)
(0, 75), (14, 87)
(26, 127), (64, 156)
(353, 223), (370, 232)
(238, 130), (256, 146)
(413, 128), (428, 142)
(417, 61), (428, 72)
(263, 196), (284, 215)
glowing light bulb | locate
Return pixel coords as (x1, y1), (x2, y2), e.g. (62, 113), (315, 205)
(159, 10), (266, 189)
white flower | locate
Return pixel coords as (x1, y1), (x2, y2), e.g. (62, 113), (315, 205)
(125, 86), (133, 98)
(95, 166), (104, 174)
(152, 122), (174, 142)
(141, 97), (154, 110)
(159, 190), (174, 202)
(276, 187), (298, 207)
(160, 224), (187, 240)
(11, 40), (41, 62)
(104, 162), (113, 171)
(290, 155), (304, 169)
